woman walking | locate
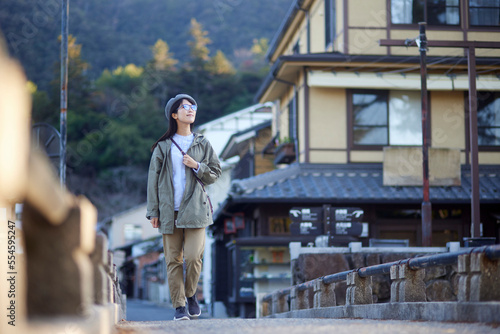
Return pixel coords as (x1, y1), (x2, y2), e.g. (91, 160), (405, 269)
(147, 93), (221, 320)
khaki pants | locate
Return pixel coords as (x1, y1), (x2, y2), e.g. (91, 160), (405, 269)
(162, 224), (205, 309)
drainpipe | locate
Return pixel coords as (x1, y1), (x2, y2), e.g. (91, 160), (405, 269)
(296, 3), (311, 53)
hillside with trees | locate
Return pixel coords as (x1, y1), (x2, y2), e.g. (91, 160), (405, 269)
(0, 0), (291, 219)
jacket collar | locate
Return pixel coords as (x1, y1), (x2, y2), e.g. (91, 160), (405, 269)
(164, 132), (204, 153)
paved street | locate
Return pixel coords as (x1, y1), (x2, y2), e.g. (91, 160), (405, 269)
(119, 300), (499, 334)
(125, 298), (211, 322)
(115, 318), (500, 334)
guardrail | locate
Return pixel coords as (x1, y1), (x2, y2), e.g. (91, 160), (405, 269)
(261, 244), (500, 323)
(0, 44), (124, 334)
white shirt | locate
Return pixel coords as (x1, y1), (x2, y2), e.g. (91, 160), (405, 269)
(171, 133), (198, 211)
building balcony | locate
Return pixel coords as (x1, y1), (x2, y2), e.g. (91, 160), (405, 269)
(274, 142), (295, 165)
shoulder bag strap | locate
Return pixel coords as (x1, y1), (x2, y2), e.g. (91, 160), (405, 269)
(171, 138), (214, 215)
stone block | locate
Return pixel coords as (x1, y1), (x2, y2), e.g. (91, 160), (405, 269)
(426, 279), (456, 301)
(107, 251), (114, 275)
(91, 233), (108, 305)
(22, 198), (96, 317)
(290, 285), (312, 310)
(261, 299), (270, 317)
(294, 253), (349, 284)
(107, 276), (114, 304)
(457, 254), (471, 302)
(372, 274), (391, 302)
(313, 279), (336, 308)
(450, 271), (460, 297)
(366, 253), (381, 267)
(424, 266), (447, 280)
(352, 253), (365, 269)
(390, 264), (426, 302)
(346, 272), (373, 305)
(470, 253), (500, 302)
(381, 253), (412, 264)
(390, 265), (401, 303)
(335, 280), (347, 306)
(272, 291), (289, 314)
(399, 264), (426, 302)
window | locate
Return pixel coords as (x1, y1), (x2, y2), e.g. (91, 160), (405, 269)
(391, 0), (460, 25)
(325, 0), (336, 48)
(389, 91), (423, 145)
(352, 91), (389, 145)
(477, 91), (500, 146)
(351, 90), (422, 147)
(124, 224), (142, 243)
(469, 0), (500, 26)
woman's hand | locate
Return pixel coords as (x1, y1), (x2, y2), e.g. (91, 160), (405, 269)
(182, 154), (199, 169)
(150, 217), (159, 228)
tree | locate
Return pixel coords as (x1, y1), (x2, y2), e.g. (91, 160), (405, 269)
(29, 81), (54, 125)
(206, 50), (235, 75)
(49, 35), (91, 118)
(251, 37), (269, 58)
(150, 39), (178, 71)
(188, 18), (211, 70)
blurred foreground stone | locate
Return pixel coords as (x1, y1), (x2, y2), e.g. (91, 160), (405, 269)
(0, 36), (124, 334)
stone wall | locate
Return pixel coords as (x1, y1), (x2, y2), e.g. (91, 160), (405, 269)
(262, 244), (500, 323)
(292, 252), (458, 303)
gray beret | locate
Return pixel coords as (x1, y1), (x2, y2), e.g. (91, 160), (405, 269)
(164, 94), (197, 119)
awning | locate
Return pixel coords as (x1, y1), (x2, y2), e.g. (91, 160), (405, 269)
(219, 120), (272, 160)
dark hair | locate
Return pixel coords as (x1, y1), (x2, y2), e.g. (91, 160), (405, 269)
(151, 97), (196, 152)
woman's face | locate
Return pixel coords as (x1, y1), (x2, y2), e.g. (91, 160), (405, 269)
(173, 98), (197, 125)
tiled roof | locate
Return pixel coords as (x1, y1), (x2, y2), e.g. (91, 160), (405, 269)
(229, 163), (500, 204)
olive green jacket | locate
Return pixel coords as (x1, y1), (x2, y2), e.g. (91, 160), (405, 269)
(146, 133), (221, 234)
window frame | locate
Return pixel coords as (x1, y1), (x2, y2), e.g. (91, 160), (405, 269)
(475, 90), (500, 148)
(348, 89), (429, 151)
(348, 89), (390, 150)
(468, 0), (500, 27)
(325, 0), (336, 49)
(389, 0), (461, 27)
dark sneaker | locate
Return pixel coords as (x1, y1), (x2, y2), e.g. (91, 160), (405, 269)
(186, 294), (201, 318)
(173, 306), (190, 321)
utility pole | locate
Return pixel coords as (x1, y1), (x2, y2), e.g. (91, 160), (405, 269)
(60, 0), (69, 186)
(417, 23), (432, 247)
(467, 46), (480, 239)
(380, 31), (500, 245)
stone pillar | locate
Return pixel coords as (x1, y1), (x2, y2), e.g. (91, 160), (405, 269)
(390, 264), (402, 303)
(390, 264), (426, 302)
(313, 279), (336, 308)
(290, 285), (311, 310)
(261, 296), (271, 316)
(457, 254), (471, 302)
(91, 233), (109, 305)
(346, 272), (373, 305)
(22, 197), (96, 317)
(106, 251), (115, 303)
(272, 290), (289, 314)
(470, 252), (500, 302)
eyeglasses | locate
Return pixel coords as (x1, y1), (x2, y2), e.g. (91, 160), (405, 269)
(178, 104), (197, 112)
